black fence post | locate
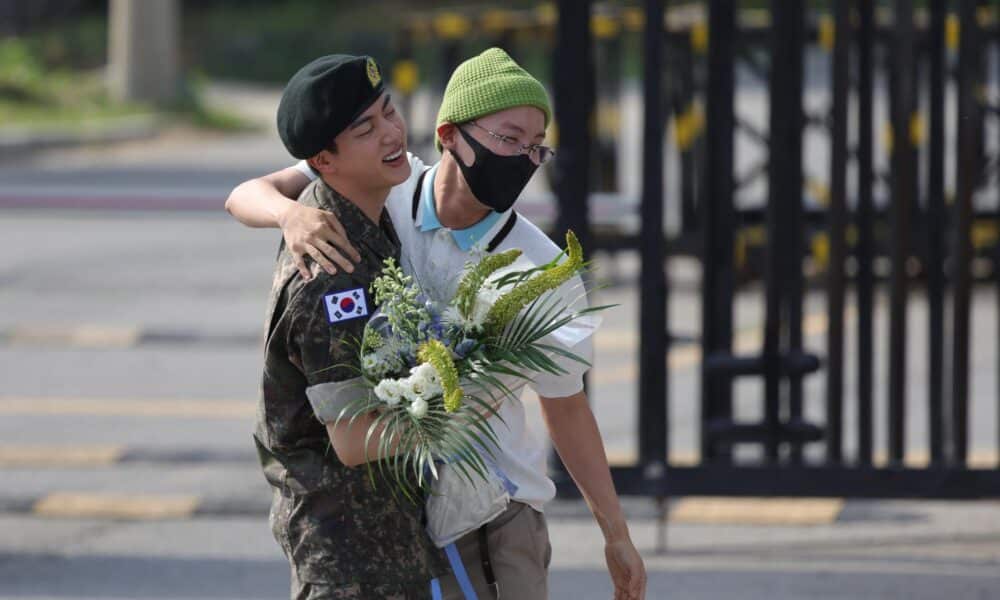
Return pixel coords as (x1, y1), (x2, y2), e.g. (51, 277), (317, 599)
(764, 0), (805, 462)
(952, 0), (978, 467)
(700, 0), (736, 463)
(553, 0), (594, 252)
(594, 9), (623, 193)
(854, 0), (876, 468)
(784, 1), (808, 465)
(927, 0), (947, 467)
(550, 0), (594, 487)
(639, 0), (669, 473)
(826, 0), (850, 466)
(675, 39), (699, 236)
(888, 0), (915, 467)
(996, 8), (1000, 471)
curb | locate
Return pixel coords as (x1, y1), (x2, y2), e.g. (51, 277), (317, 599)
(0, 493), (269, 520)
(0, 115), (162, 159)
(0, 326), (260, 349)
(0, 445), (254, 468)
(0, 492), (847, 525)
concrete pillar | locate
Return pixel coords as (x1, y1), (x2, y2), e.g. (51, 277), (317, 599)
(108, 0), (180, 104)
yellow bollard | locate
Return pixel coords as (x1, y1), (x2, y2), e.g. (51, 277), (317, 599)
(622, 7), (645, 32)
(946, 14), (959, 51)
(433, 13), (470, 40)
(909, 112), (926, 147)
(392, 60), (419, 96)
(811, 232), (830, 270)
(691, 21), (709, 54)
(592, 13), (621, 39)
(818, 15), (835, 52)
(481, 10), (512, 35)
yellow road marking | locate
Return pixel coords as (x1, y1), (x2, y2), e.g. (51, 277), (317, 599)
(33, 492), (199, 520)
(592, 331), (637, 352)
(605, 448), (700, 467)
(0, 397), (254, 419)
(0, 445), (123, 467)
(7, 325), (140, 349)
(873, 449), (998, 469)
(670, 496), (844, 525)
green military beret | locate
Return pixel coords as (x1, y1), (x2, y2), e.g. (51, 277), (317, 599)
(277, 54), (386, 159)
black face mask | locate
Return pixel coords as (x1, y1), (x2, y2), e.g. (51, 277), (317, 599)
(449, 126), (538, 213)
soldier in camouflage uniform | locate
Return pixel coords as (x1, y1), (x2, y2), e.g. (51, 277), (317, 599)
(253, 54), (447, 599)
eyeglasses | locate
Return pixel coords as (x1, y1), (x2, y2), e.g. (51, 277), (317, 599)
(465, 121), (556, 165)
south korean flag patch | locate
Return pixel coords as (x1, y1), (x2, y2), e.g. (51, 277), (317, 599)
(324, 288), (369, 324)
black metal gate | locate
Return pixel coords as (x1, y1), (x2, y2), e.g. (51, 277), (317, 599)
(552, 0), (1000, 499)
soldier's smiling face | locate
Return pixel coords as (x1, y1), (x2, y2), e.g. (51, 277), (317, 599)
(326, 92), (410, 189)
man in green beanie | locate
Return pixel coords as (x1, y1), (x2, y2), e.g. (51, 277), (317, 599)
(228, 48), (647, 600)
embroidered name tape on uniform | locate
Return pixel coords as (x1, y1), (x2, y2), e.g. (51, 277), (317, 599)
(324, 288), (369, 324)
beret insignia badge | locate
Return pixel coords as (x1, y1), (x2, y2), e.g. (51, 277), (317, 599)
(366, 57), (382, 88)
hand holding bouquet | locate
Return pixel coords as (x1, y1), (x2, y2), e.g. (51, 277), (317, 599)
(338, 231), (606, 500)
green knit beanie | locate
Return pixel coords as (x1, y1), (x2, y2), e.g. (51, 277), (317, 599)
(436, 48), (552, 151)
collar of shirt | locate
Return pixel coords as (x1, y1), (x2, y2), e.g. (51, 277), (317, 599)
(418, 162), (508, 252)
(315, 181), (399, 262)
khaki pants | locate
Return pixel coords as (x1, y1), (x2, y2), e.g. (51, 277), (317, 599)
(438, 502), (552, 600)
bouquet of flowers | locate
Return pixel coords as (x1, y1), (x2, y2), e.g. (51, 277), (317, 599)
(337, 231), (606, 500)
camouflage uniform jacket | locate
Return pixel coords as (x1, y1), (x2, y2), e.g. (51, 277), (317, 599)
(253, 179), (447, 593)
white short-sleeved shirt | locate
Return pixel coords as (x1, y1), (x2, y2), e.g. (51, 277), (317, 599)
(294, 155), (596, 510)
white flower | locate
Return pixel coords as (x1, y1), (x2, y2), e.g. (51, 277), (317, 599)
(469, 280), (502, 329)
(409, 363), (443, 397)
(425, 365), (443, 391)
(406, 374), (426, 399)
(442, 300), (492, 334)
(374, 379), (403, 406)
(408, 396), (428, 419)
(398, 377), (418, 401)
(361, 354), (379, 375)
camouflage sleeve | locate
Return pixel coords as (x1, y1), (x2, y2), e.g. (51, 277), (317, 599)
(285, 273), (373, 422)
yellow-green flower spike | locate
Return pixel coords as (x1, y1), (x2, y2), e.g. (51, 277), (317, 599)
(361, 328), (383, 353)
(484, 231), (584, 336)
(417, 339), (463, 412)
(455, 249), (522, 319)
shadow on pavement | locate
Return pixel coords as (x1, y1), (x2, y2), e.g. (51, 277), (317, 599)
(0, 552), (998, 599)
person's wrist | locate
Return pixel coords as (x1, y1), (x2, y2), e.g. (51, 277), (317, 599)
(601, 516), (631, 544)
(275, 201), (293, 230)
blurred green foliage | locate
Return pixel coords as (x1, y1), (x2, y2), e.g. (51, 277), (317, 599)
(181, 0), (553, 83)
(183, 0), (397, 83)
(6, 12), (108, 71)
(0, 34), (250, 131)
(0, 35), (145, 128)
(171, 72), (254, 130)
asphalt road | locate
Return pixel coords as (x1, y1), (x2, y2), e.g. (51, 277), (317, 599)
(2, 199), (999, 599)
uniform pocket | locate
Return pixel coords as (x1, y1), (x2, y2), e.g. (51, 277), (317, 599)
(270, 474), (294, 559)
